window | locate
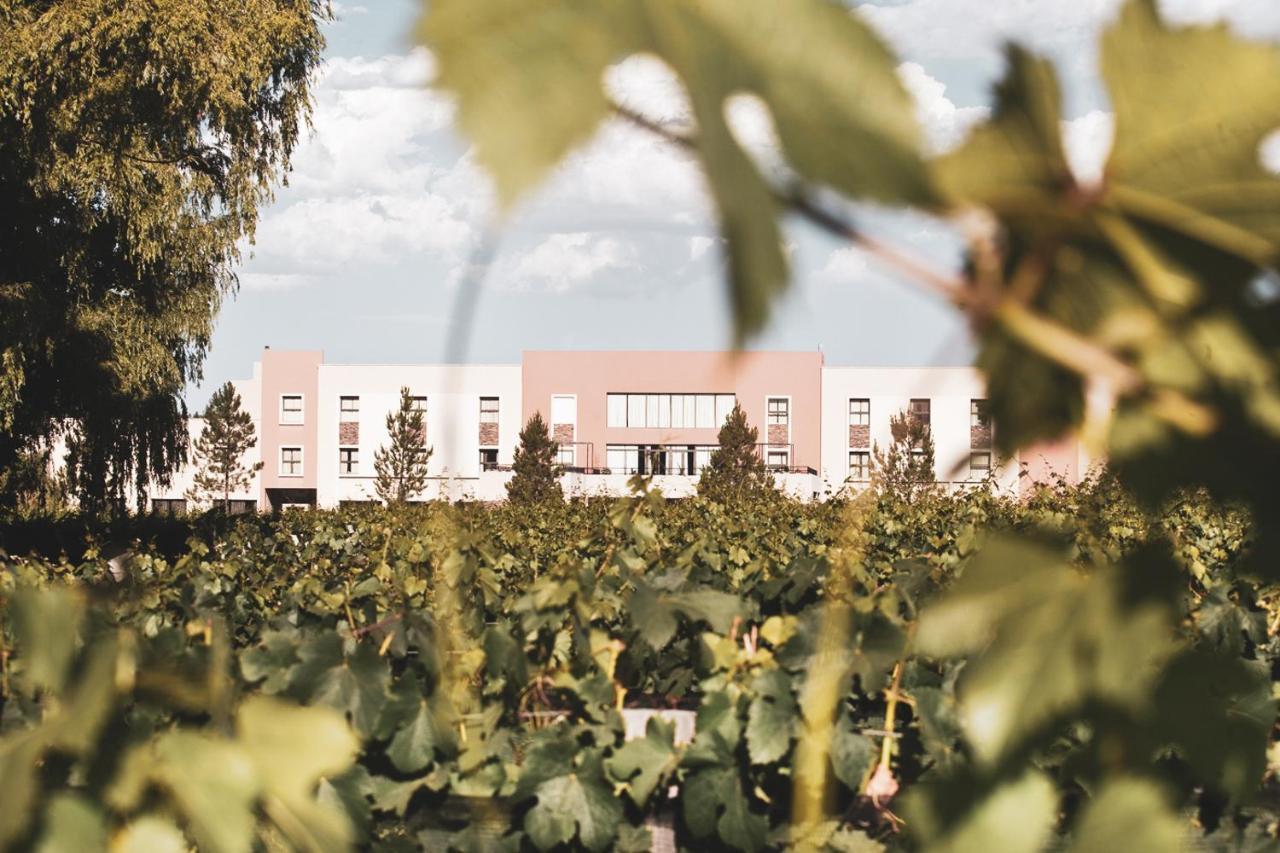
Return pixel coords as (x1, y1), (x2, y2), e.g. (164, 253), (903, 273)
(607, 394), (627, 427)
(551, 395), (576, 424)
(767, 398), (789, 425)
(970, 451), (992, 477)
(849, 398), (870, 426)
(479, 397), (499, 423)
(849, 451), (871, 480)
(479, 448), (499, 469)
(557, 446), (576, 467)
(767, 450), (790, 469)
(152, 498), (186, 515)
(339, 396), (359, 422)
(971, 399), (991, 429)
(909, 398), (931, 426)
(410, 396), (427, 413)
(228, 500), (255, 515)
(694, 446), (714, 474)
(280, 394), (303, 424)
(280, 447), (302, 476)
(339, 447), (359, 476)
(606, 446), (638, 473)
(604, 393), (736, 428)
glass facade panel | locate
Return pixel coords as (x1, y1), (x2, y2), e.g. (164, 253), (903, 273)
(607, 394), (626, 427)
(715, 394), (735, 425)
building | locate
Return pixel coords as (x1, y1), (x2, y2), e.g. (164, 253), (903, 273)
(150, 348), (1091, 512)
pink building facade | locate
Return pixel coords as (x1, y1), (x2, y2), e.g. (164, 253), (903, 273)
(147, 348), (1091, 511)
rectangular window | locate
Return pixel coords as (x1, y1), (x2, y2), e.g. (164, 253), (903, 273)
(339, 396), (359, 422)
(628, 394), (646, 427)
(910, 398), (931, 426)
(551, 394), (576, 425)
(767, 450), (790, 469)
(715, 394), (735, 425)
(646, 394), (660, 428)
(152, 498), (186, 515)
(606, 445), (640, 474)
(684, 395), (697, 428)
(339, 447), (359, 475)
(695, 395), (714, 428)
(767, 397), (789, 425)
(280, 394), (303, 425)
(970, 451), (992, 476)
(849, 451), (871, 480)
(480, 448), (499, 469)
(228, 499), (255, 515)
(849, 398), (870, 426)
(557, 446), (575, 467)
(694, 446), (714, 473)
(280, 447), (302, 476)
(657, 394), (671, 428)
(669, 395), (686, 428)
(410, 396), (427, 413)
(607, 393), (626, 427)
(971, 399), (991, 429)
(479, 397), (499, 423)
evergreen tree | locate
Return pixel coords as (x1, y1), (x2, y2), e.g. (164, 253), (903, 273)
(506, 412), (563, 504)
(872, 407), (937, 502)
(187, 382), (262, 512)
(698, 401), (770, 500)
(374, 388), (432, 506)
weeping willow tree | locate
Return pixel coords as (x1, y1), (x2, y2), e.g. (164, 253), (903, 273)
(0, 0), (329, 513)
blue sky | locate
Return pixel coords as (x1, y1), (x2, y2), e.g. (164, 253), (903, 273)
(190, 0), (1279, 406)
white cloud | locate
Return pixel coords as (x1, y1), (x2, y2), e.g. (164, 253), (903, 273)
(898, 62), (988, 153)
(499, 233), (638, 293)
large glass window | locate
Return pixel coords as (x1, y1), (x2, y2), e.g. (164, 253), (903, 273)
(607, 394), (626, 427)
(551, 395), (575, 424)
(849, 398), (870, 426)
(767, 398), (789, 425)
(605, 393), (737, 428)
(479, 397), (499, 423)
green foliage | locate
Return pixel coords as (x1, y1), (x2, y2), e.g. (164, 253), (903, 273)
(188, 382), (263, 512)
(507, 412), (564, 505)
(698, 401), (771, 500)
(0, 0), (328, 511)
(871, 408), (937, 503)
(373, 387), (432, 505)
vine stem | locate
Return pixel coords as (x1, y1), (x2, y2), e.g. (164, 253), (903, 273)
(878, 661), (905, 772)
(612, 98), (1220, 439)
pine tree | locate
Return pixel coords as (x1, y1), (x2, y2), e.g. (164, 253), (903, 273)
(698, 401), (770, 500)
(374, 388), (433, 506)
(872, 408), (937, 502)
(187, 382), (262, 512)
(506, 412), (563, 504)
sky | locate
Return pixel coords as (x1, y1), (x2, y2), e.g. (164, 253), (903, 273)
(189, 0), (1280, 407)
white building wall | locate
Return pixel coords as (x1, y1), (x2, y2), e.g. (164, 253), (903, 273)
(315, 364), (522, 507)
(820, 367), (1019, 497)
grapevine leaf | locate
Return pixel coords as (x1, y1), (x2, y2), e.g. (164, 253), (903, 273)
(11, 586), (82, 694)
(628, 582), (679, 651)
(829, 709), (877, 791)
(917, 538), (1178, 764)
(523, 758), (622, 852)
(239, 629), (300, 694)
(35, 794), (105, 853)
(934, 46), (1070, 216)
(746, 668), (796, 765)
(237, 697), (360, 852)
(905, 769), (1057, 853)
(1103, 0), (1280, 255)
(0, 734), (43, 848)
(152, 732), (259, 853)
(288, 632), (390, 737)
(1150, 649), (1275, 801)
(387, 698), (454, 774)
(420, 0), (928, 339)
(606, 717), (678, 806)
(1068, 778), (1185, 853)
(682, 765), (767, 850)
